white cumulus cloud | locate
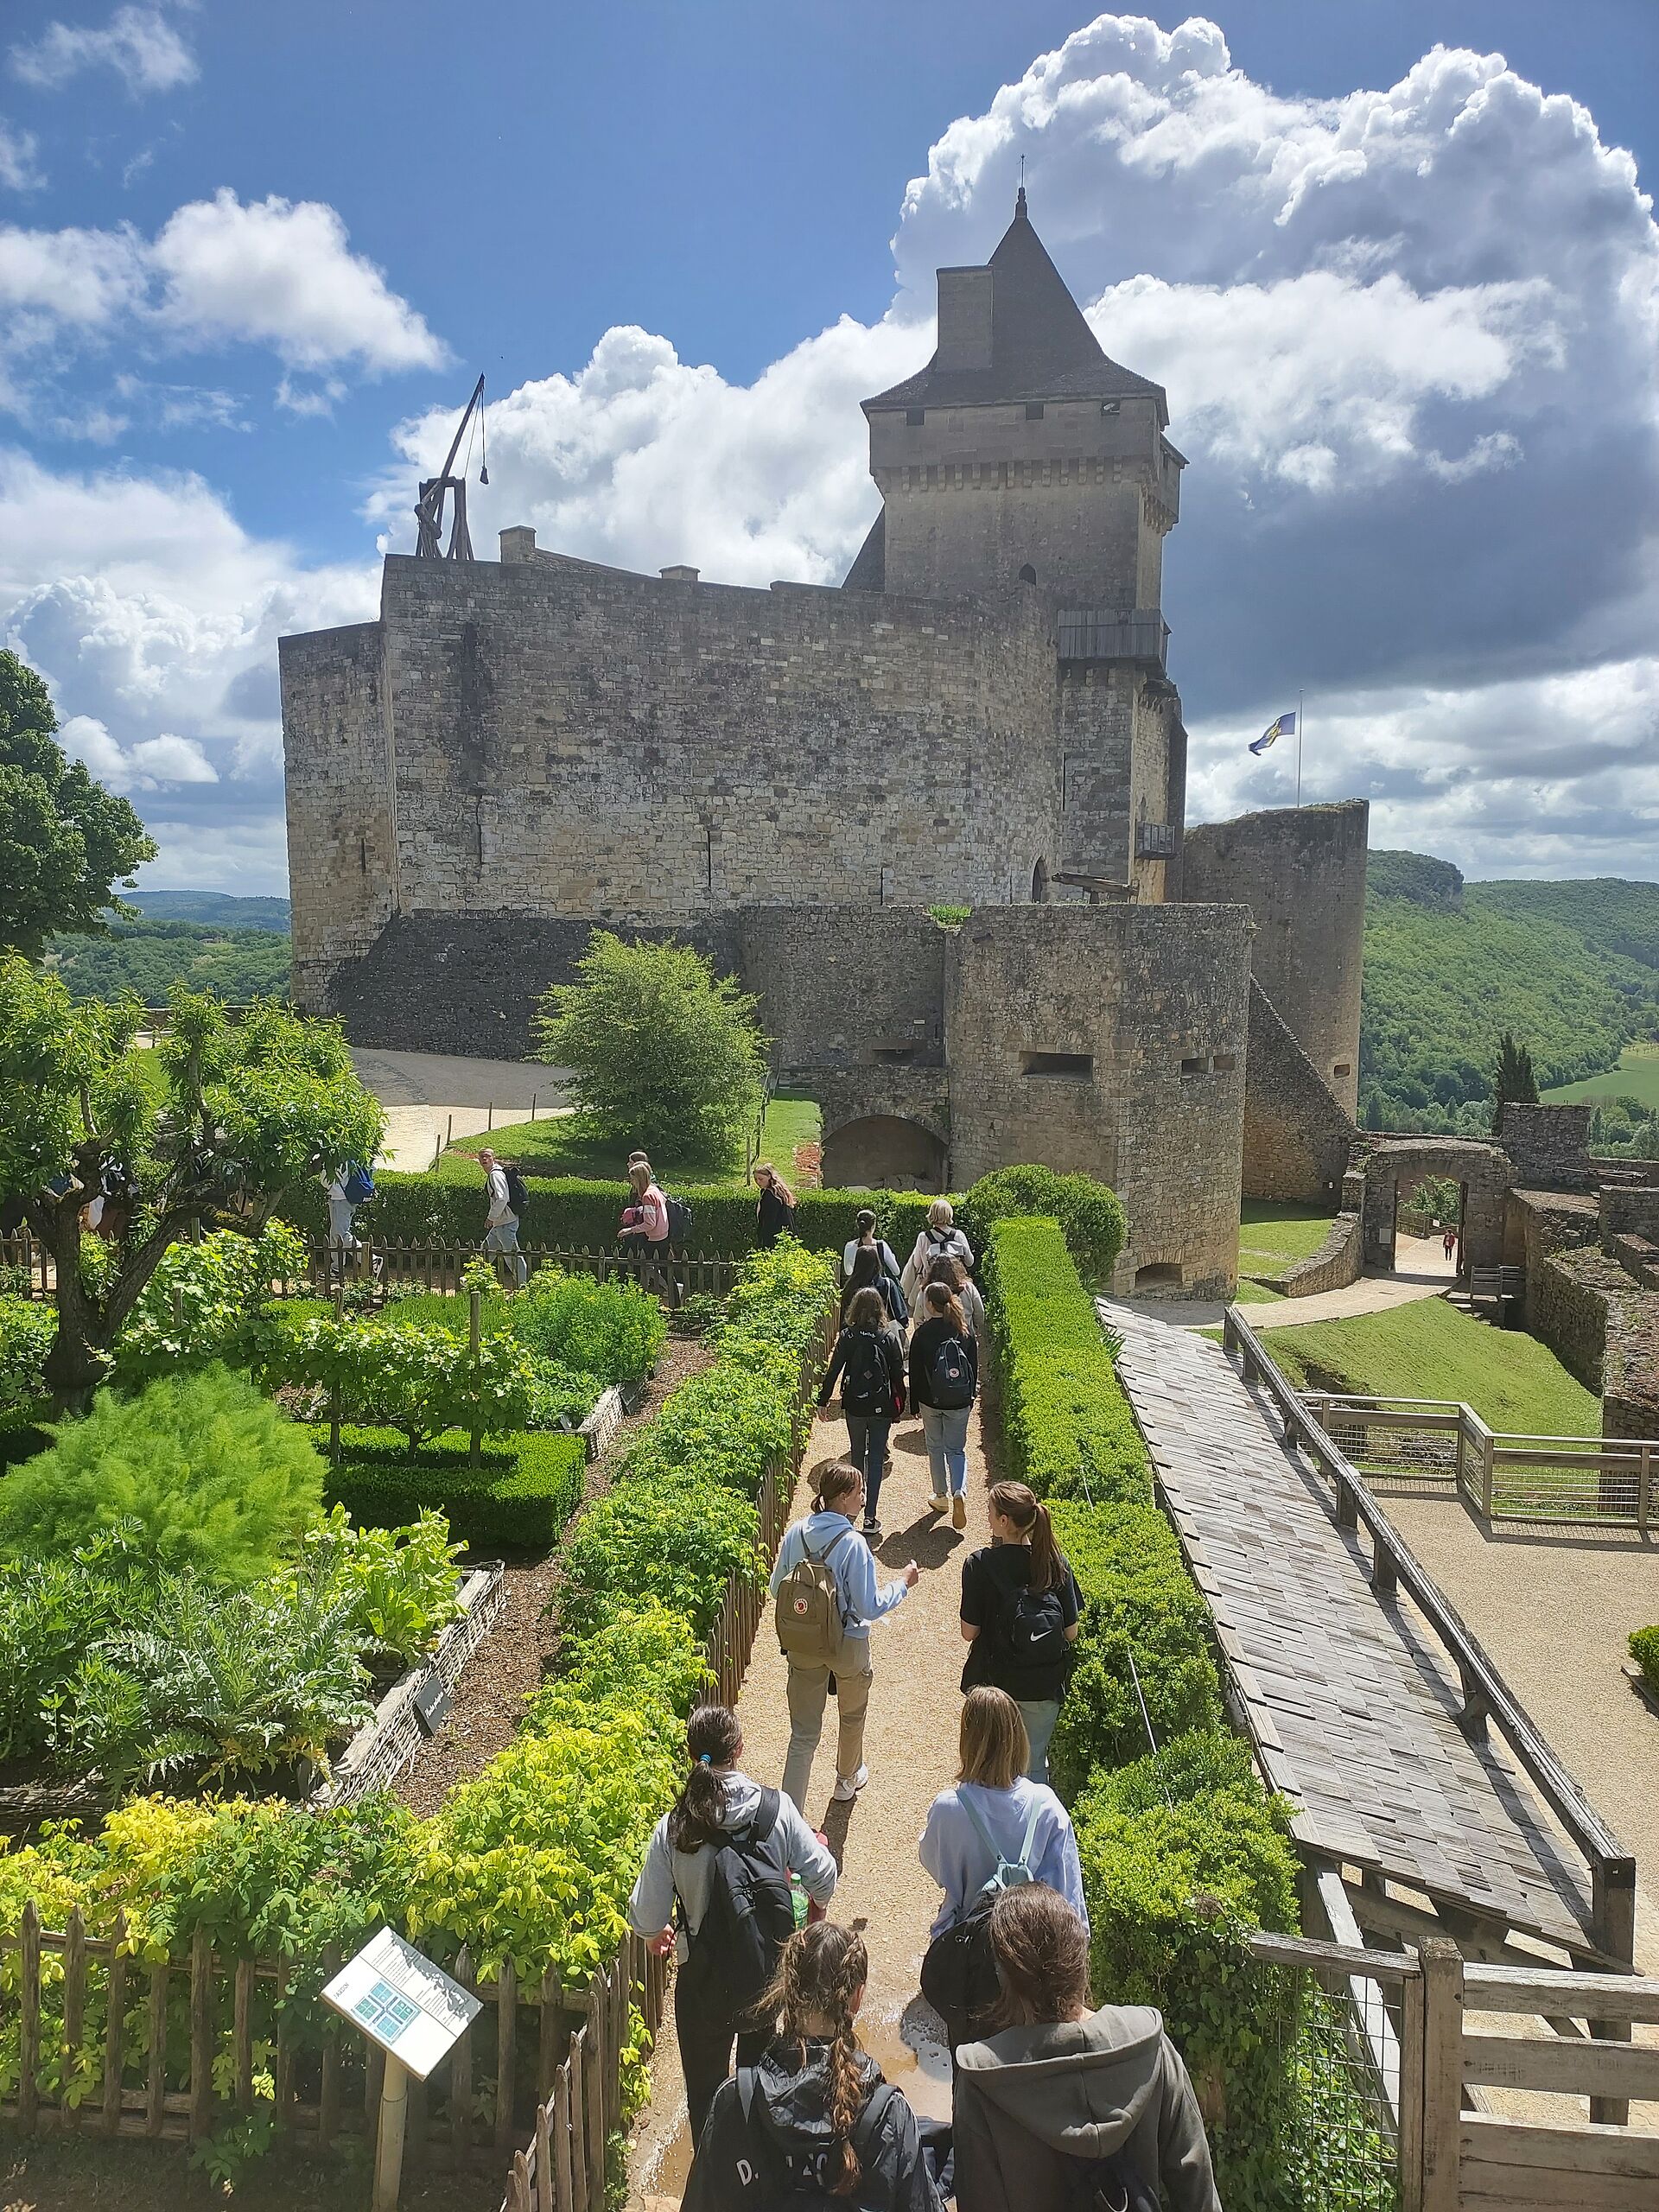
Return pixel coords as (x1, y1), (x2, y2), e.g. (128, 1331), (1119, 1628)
(10, 4), (196, 97)
(0, 119), (42, 191)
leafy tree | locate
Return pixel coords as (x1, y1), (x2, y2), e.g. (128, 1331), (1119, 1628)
(0, 960), (384, 1409)
(534, 931), (767, 1168)
(1491, 1029), (1539, 1129)
(51, 916), (292, 1004)
(0, 650), (156, 960)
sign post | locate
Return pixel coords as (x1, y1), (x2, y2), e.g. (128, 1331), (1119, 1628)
(322, 1927), (481, 2212)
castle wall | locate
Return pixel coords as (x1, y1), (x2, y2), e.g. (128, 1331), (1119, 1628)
(1241, 977), (1355, 1203)
(372, 554), (1060, 941)
(278, 621), (396, 1012)
(1181, 800), (1368, 1118)
(944, 903), (1249, 1298)
(870, 397), (1178, 607)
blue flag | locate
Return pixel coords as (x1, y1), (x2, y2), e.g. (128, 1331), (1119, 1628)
(1249, 710), (1296, 756)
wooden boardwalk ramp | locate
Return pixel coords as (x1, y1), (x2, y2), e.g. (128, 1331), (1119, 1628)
(1100, 1303), (1621, 1967)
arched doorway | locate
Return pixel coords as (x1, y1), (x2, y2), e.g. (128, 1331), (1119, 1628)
(1032, 856), (1051, 903)
(821, 1116), (947, 1193)
(1018, 563), (1038, 584)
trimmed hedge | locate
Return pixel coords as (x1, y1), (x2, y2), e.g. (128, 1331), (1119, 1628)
(982, 1217), (1149, 1503)
(1072, 1735), (1300, 2211)
(323, 1427), (587, 1551)
(963, 1166), (1127, 1284)
(1046, 1501), (1224, 1797)
(1630, 1624), (1659, 1697)
(286, 1163), (940, 1261)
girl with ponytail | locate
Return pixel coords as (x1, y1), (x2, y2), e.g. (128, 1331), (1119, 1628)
(957, 1481), (1082, 1786)
(683, 1922), (945, 2211)
(627, 1705), (839, 2149)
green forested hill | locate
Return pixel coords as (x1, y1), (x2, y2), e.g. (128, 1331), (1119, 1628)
(49, 916), (292, 1002)
(1359, 855), (1659, 1135)
(125, 890), (290, 931)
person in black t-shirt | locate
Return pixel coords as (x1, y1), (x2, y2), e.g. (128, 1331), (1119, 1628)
(818, 1288), (906, 1535)
(958, 1480), (1081, 1786)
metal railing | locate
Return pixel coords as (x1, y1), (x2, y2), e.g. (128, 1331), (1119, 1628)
(1300, 1390), (1658, 1529)
(1057, 606), (1170, 668)
(1222, 1309), (1637, 1975)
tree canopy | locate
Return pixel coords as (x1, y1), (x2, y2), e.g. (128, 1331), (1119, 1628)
(534, 931), (767, 1169)
(0, 651), (157, 960)
(0, 959), (384, 1409)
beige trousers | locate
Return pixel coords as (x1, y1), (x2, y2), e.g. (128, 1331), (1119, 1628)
(782, 1655), (873, 1808)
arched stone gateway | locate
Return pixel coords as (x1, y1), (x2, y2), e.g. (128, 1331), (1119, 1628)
(821, 1115), (948, 1193)
(1358, 1138), (1512, 1274)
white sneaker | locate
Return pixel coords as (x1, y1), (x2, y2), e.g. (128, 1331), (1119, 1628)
(831, 1764), (869, 1802)
(929, 1494), (947, 1513)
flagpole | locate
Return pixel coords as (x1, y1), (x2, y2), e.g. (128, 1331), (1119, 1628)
(1295, 690), (1304, 808)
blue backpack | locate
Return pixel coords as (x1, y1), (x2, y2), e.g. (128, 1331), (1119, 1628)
(342, 1161), (375, 1206)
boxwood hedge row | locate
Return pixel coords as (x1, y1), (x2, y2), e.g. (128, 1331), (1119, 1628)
(982, 1212), (1302, 2210)
(323, 1426), (588, 1551)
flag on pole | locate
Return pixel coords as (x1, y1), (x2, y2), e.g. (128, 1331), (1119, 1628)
(1249, 709), (1296, 756)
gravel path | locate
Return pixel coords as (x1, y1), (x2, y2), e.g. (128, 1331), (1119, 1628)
(626, 1395), (999, 2206)
(393, 1335), (715, 1818)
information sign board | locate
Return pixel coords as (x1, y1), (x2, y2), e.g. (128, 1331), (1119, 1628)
(322, 1926), (480, 2081)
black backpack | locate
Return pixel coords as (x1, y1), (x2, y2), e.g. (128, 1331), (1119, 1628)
(664, 1192), (693, 1246)
(688, 1788), (796, 2006)
(1064, 2152), (1160, 2212)
(928, 1332), (975, 1410)
(733, 2067), (899, 2206)
(503, 1165), (529, 1214)
(1000, 1580), (1070, 1673)
(840, 1332), (894, 1418)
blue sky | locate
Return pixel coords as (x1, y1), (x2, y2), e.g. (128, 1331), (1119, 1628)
(3, 2), (1656, 892)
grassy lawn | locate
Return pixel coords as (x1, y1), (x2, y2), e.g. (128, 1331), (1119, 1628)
(1238, 1199), (1338, 1284)
(1234, 1277), (1287, 1305)
(1265, 1298), (1599, 1436)
(1543, 1041), (1659, 1109)
(447, 1090), (822, 1184)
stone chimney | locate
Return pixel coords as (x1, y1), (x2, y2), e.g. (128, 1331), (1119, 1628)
(660, 563), (700, 582)
(499, 525), (537, 563)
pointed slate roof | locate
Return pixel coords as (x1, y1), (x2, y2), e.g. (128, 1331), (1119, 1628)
(864, 189), (1166, 422)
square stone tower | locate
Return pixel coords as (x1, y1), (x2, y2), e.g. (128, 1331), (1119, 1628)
(849, 188), (1183, 612)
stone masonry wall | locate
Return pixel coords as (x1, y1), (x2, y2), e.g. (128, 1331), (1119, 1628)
(367, 552), (1062, 938)
(1182, 800), (1368, 1118)
(944, 902), (1249, 1298)
(279, 620), (397, 1011)
(1495, 1103), (1594, 1192)
(1241, 979), (1355, 1203)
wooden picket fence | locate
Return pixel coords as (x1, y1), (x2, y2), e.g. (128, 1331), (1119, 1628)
(302, 1239), (744, 1300)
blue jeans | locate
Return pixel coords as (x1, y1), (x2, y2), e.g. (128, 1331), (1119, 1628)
(484, 1219), (527, 1288)
(1017, 1697), (1061, 1787)
(921, 1402), (971, 1496)
(844, 1414), (892, 1522)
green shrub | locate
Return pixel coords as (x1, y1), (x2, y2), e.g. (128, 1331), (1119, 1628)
(405, 1605), (696, 1978)
(963, 1166), (1128, 1284)
(535, 931), (768, 1168)
(1630, 1624), (1659, 1697)
(294, 1507), (464, 1666)
(0, 1530), (162, 1763)
(556, 1469), (762, 1643)
(324, 1428), (587, 1552)
(115, 1222), (308, 1388)
(507, 1268), (667, 1384)
(983, 1218), (1149, 1503)
(1047, 1502), (1223, 1797)
(263, 1313), (543, 1454)
(1073, 1762), (1300, 2211)
(0, 1294), (53, 1421)
(1094, 1728), (1262, 1814)
(0, 1364), (324, 1583)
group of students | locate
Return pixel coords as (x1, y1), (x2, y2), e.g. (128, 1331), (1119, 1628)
(628, 1682), (1222, 2209)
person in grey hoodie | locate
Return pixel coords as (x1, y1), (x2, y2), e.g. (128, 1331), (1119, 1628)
(953, 1884), (1222, 2212)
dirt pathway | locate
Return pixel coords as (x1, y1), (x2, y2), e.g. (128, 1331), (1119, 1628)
(626, 1395), (996, 2206)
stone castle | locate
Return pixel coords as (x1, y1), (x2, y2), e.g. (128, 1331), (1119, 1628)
(280, 192), (1369, 1297)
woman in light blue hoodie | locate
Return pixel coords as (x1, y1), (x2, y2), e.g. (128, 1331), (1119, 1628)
(770, 1459), (919, 1811)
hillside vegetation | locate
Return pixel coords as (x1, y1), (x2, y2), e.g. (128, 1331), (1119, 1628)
(1360, 853), (1659, 1135)
(50, 914), (292, 1002)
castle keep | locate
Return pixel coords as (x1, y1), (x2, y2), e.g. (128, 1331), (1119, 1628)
(281, 193), (1367, 1296)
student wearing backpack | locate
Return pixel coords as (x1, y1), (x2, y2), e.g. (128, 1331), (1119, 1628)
(770, 1460), (919, 1810)
(617, 1159), (677, 1301)
(908, 1281), (978, 1529)
(900, 1200), (974, 1304)
(953, 1885), (1222, 2212)
(960, 1483), (1082, 1786)
(841, 1243), (907, 1333)
(818, 1288), (906, 1536)
(478, 1147), (528, 1289)
(753, 1160), (798, 1248)
(842, 1207), (902, 1287)
(627, 1703), (839, 2149)
(918, 1690), (1086, 2053)
(925, 1253), (983, 1347)
(683, 1922), (944, 2212)
(320, 1160), (360, 1281)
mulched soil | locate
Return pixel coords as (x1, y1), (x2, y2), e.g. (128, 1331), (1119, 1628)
(391, 1333), (716, 1817)
(0, 2130), (502, 2212)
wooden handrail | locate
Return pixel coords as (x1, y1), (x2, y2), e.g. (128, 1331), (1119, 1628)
(1223, 1306), (1635, 1956)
